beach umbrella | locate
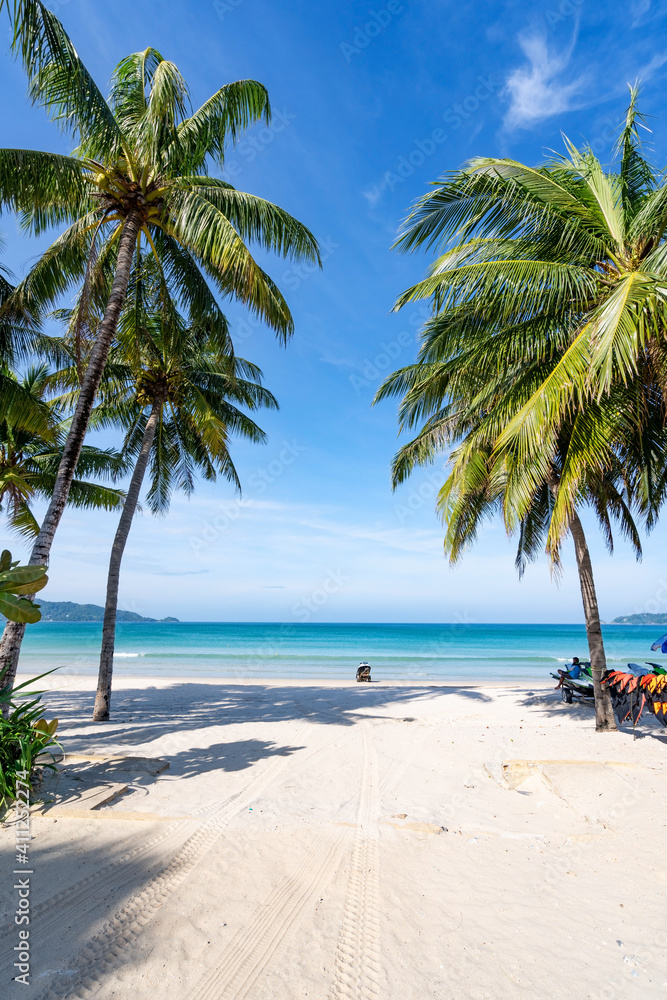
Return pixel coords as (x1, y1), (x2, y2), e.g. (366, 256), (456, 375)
(650, 633), (667, 653)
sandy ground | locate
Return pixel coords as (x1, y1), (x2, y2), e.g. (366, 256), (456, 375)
(2, 674), (667, 1000)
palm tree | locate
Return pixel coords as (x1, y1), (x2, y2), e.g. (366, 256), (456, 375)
(377, 91), (667, 730)
(82, 284), (277, 720)
(375, 312), (655, 730)
(391, 87), (667, 549)
(0, 365), (125, 539)
(0, 1), (320, 690)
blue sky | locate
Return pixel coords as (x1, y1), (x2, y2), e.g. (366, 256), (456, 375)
(2, 0), (667, 623)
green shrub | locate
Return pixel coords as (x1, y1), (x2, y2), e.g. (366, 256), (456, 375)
(0, 672), (62, 810)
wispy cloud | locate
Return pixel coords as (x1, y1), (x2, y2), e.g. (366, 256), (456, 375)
(637, 50), (667, 80)
(631, 0), (656, 27)
(160, 569), (210, 576)
(504, 32), (588, 130)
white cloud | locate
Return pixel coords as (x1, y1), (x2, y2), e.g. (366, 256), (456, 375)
(504, 33), (587, 130)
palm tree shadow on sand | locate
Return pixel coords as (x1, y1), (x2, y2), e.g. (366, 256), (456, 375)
(38, 680), (493, 749)
(517, 688), (667, 743)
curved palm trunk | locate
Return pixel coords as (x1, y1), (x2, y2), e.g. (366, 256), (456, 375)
(93, 401), (161, 721)
(0, 210), (141, 696)
(569, 511), (616, 732)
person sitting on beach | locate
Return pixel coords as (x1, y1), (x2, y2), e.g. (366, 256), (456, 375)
(555, 657), (583, 688)
(356, 663), (371, 682)
(568, 657), (584, 679)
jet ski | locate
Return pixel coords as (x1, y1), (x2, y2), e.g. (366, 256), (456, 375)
(551, 661), (594, 703)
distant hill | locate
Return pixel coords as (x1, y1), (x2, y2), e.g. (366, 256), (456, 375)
(30, 601), (179, 623)
(611, 613), (667, 626)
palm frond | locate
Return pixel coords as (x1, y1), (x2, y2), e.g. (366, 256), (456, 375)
(0, 149), (91, 230)
(7, 0), (125, 159)
(175, 80), (270, 171)
(165, 189), (294, 339)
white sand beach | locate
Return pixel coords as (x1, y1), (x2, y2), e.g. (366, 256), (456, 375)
(2, 675), (667, 999)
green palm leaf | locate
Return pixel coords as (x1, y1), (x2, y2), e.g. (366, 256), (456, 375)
(175, 80), (270, 171)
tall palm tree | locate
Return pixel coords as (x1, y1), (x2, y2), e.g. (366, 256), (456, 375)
(79, 280), (277, 720)
(377, 92), (667, 730)
(0, 364), (126, 539)
(0, 1), (320, 689)
(375, 310), (655, 730)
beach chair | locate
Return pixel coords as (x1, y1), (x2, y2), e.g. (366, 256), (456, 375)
(356, 662), (371, 682)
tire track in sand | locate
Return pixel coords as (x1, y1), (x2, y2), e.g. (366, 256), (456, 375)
(2, 741), (299, 943)
(183, 827), (349, 1000)
(329, 722), (382, 999)
(22, 722), (347, 999)
(178, 721), (376, 998)
(1, 695), (323, 936)
(2, 692), (344, 933)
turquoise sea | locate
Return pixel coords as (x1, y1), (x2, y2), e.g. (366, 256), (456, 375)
(15, 621), (667, 682)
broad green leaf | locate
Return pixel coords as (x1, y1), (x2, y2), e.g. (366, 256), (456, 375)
(0, 592), (42, 624)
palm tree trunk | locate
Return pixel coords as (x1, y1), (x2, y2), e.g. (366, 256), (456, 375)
(569, 511), (616, 732)
(93, 401), (161, 721)
(0, 210), (142, 698)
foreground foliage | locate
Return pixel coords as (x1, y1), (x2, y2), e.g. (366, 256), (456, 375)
(0, 672), (60, 809)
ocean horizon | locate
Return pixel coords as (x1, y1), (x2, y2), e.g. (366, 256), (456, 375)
(15, 621), (667, 682)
